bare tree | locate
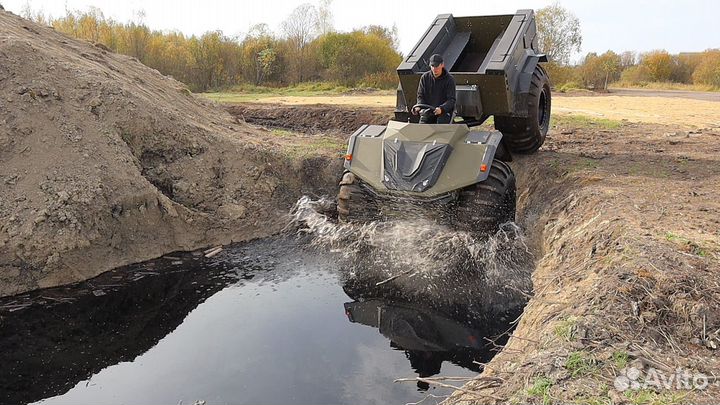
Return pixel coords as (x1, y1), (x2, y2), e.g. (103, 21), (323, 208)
(316, 0), (334, 35)
(21, 0), (32, 18)
(281, 3), (318, 82)
(248, 22), (272, 38)
(536, 2), (582, 65)
(620, 51), (637, 69)
(19, 0), (47, 23)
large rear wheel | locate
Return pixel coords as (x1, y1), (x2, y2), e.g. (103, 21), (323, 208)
(453, 160), (516, 233)
(494, 64), (551, 154)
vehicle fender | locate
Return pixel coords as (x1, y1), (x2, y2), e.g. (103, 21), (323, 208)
(468, 130), (504, 183)
(514, 52), (547, 94)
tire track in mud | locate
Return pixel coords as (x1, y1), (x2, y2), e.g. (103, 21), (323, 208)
(226, 104), (391, 134)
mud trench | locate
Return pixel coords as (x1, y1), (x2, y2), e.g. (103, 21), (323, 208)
(222, 105), (720, 403)
(0, 139), (566, 405)
(0, 97), (555, 404)
(0, 191), (544, 405)
(3, 103), (718, 405)
(3, 11), (718, 404)
(225, 104), (392, 134)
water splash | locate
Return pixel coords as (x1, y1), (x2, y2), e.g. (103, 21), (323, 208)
(288, 196), (533, 314)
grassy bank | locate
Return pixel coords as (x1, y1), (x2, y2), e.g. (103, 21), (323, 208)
(610, 81), (719, 92)
(201, 82), (393, 103)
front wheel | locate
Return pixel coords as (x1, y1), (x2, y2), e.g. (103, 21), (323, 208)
(452, 160), (516, 234)
(337, 172), (379, 223)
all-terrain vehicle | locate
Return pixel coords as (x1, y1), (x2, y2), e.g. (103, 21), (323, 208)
(338, 9), (551, 232)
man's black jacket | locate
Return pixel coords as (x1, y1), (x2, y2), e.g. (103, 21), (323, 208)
(416, 68), (456, 115)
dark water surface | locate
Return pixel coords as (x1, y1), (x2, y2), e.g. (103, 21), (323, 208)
(0, 237), (512, 405)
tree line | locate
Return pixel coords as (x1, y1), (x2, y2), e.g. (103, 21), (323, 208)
(548, 48), (720, 91)
(25, 3), (402, 92)
(22, 2), (719, 93)
(536, 2), (720, 91)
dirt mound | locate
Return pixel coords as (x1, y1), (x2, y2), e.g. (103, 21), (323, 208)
(0, 11), (340, 296)
(226, 104), (391, 134)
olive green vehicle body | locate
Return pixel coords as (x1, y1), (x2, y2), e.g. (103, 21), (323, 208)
(344, 120), (502, 199)
(341, 9), (549, 220)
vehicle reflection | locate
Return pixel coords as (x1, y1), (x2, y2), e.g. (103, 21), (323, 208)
(343, 288), (517, 390)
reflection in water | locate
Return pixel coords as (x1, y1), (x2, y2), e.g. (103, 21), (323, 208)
(343, 285), (518, 391)
(0, 250), (238, 405)
(0, 233), (524, 405)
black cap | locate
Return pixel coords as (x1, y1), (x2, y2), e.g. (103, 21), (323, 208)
(429, 54), (444, 67)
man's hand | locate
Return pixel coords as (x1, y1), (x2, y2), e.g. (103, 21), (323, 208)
(412, 106), (420, 115)
(434, 107), (442, 116)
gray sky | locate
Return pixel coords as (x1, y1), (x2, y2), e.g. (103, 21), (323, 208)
(4, 0), (717, 62)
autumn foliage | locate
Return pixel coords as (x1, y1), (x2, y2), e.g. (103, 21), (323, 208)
(37, 7), (401, 92)
(27, 4), (720, 92)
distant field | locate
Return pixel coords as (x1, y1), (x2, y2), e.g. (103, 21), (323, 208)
(201, 84), (393, 104)
(204, 91), (720, 129)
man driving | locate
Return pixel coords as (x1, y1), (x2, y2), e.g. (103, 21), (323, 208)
(413, 54), (456, 124)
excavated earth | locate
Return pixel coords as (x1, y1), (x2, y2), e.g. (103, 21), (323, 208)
(225, 104), (390, 134)
(230, 103), (720, 404)
(2, 9), (720, 404)
(448, 121), (720, 404)
(0, 11), (343, 297)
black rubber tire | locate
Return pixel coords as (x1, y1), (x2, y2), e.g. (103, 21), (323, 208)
(494, 64), (551, 154)
(453, 160), (516, 233)
(337, 172), (379, 223)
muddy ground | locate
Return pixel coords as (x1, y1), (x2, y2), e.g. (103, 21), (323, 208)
(456, 121), (720, 405)
(230, 102), (720, 404)
(0, 11), (342, 296)
(226, 104), (390, 134)
(2, 9), (720, 404)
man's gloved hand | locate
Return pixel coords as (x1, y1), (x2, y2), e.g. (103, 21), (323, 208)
(434, 107), (442, 116)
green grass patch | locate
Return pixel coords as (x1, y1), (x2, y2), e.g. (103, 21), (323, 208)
(480, 116), (495, 129)
(624, 389), (687, 405)
(459, 114), (620, 132)
(665, 232), (708, 257)
(281, 137), (346, 159)
(611, 81), (719, 92)
(612, 351), (630, 370)
(270, 128), (295, 138)
(573, 395), (612, 405)
(201, 92), (271, 103)
(572, 383), (612, 405)
(266, 127), (346, 158)
(554, 316), (578, 342)
(527, 376), (554, 405)
(565, 351), (599, 377)
(552, 114), (623, 130)
(555, 82), (590, 93)
(200, 82), (361, 103)
(568, 157), (602, 173)
(625, 163), (671, 179)
(229, 82), (352, 95)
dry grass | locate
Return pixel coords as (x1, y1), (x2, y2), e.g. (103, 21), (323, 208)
(446, 117), (720, 404)
(611, 82), (719, 92)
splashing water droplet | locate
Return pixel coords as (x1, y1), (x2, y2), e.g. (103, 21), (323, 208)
(288, 197), (533, 315)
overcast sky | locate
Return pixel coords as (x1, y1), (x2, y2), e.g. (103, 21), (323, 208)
(3, 0), (717, 63)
